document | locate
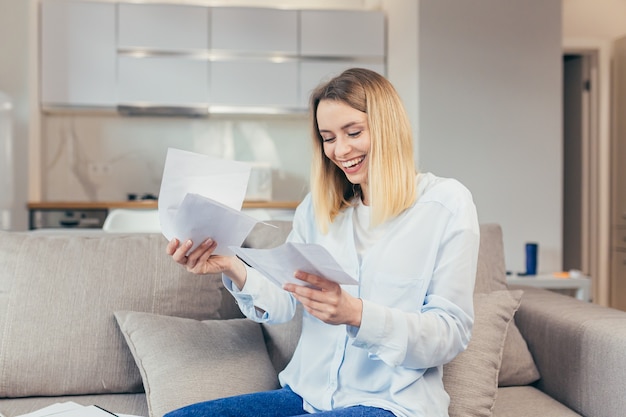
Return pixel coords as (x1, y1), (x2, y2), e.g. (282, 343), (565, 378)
(173, 193), (258, 256)
(158, 148), (255, 256)
(230, 242), (358, 288)
(14, 401), (145, 417)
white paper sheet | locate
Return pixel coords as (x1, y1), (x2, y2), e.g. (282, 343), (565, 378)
(158, 148), (251, 241)
(230, 243), (358, 288)
(173, 193), (258, 256)
(15, 403), (144, 417)
(158, 148), (256, 255)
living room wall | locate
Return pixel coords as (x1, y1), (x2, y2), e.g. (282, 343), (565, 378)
(417, 0), (562, 274)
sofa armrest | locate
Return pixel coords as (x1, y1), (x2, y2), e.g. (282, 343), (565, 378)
(512, 286), (626, 417)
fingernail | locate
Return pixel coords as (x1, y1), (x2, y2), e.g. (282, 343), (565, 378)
(204, 238), (213, 246)
(185, 240), (192, 247)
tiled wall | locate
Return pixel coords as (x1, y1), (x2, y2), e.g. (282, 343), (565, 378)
(41, 113), (312, 202)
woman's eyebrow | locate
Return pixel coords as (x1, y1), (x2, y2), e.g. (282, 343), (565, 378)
(319, 121), (363, 133)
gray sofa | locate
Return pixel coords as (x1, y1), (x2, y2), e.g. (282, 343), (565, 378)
(0, 222), (624, 417)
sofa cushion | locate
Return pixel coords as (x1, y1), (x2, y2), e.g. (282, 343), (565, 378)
(493, 386), (582, 417)
(0, 231), (224, 398)
(114, 311), (279, 417)
(474, 224), (540, 387)
(443, 290), (522, 417)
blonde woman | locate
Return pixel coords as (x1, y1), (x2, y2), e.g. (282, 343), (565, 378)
(166, 68), (480, 417)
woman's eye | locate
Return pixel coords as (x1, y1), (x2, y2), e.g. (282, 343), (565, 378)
(322, 136), (336, 143)
(347, 131), (362, 138)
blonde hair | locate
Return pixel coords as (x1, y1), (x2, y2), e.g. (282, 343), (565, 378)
(309, 68), (417, 233)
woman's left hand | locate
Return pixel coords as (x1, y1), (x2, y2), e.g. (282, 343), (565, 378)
(283, 271), (363, 327)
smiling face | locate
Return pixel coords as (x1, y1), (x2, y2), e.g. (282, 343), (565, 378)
(317, 99), (371, 204)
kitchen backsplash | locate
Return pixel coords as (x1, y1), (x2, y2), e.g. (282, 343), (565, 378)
(41, 113), (311, 202)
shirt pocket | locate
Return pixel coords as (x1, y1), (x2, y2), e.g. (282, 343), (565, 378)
(367, 274), (427, 311)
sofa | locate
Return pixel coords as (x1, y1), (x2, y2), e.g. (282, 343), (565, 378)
(0, 222), (624, 417)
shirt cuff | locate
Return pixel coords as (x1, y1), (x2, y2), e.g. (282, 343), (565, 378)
(349, 298), (388, 348)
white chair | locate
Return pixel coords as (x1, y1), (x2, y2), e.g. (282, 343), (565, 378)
(102, 209), (161, 233)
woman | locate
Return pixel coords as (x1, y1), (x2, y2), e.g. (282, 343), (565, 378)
(166, 68), (480, 417)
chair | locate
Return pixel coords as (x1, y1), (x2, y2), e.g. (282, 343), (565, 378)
(102, 209), (161, 233)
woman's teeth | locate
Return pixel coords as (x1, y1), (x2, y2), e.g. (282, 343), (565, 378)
(342, 156), (365, 168)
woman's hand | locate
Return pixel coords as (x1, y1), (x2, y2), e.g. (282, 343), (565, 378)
(284, 271), (363, 327)
(166, 238), (247, 288)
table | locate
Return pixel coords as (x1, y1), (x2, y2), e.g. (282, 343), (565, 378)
(506, 273), (592, 302)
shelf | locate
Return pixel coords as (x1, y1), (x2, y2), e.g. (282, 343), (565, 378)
(28, 200), (300, 210)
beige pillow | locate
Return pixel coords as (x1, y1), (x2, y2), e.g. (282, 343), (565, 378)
(498, 320), (541, 386)
(444, 290), (523, 417)
(474, 224), (540, 386)
(114, 311), (280, 417)
(0, 231), (224, 397)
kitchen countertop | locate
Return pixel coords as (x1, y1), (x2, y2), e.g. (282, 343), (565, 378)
(28, 200), (301, 210)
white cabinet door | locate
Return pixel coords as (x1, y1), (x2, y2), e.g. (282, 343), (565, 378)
(300, 10), (385, 58)
(118, 3), (209, 51)
(210, 61), (298, 108)
(117, 3), (210, 107)
(210, 7), (298, 54)
(118, 56), (209, 106)
(299, 61), (386, 108)
(40, 0), (116, 107)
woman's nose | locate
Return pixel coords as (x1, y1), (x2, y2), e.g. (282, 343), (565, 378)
(335, 136), (351, 157)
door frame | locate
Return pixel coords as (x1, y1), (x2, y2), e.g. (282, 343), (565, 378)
(563, 38), (611, 306)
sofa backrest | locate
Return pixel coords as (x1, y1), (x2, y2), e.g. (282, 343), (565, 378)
(0, 231), (226, 398)
(474, 223), (508, 293)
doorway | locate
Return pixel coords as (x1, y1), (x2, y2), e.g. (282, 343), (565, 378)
(563, 53), (592, 273)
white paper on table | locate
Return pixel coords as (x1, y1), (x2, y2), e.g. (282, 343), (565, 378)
(14, 402), (83, 417)
(158, 148), (251, 241)
(15, 403), (127, 417)
(230, 243), (358, 288)
(173, 193), (258, 256)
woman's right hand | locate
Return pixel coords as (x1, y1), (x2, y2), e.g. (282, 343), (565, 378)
(166, 238), (247, 288)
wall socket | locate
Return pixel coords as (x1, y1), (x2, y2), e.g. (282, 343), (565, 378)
(87, 162), (111, 177)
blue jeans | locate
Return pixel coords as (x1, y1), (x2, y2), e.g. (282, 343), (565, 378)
(163, 387), (396, 417)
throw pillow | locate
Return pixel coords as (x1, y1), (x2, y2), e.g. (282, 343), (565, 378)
(443, 290), (523, 417)
(498, 320), (541, 386)
(0, 231), (224, 398)
(474, 224), (540, 387)
(114, 311), (280, 417)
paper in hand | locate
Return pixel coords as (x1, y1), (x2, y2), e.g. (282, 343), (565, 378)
(174, 193), (258, 256)
(230, 242), (358, 288)
(158, 148), (256, 255)
(158, 148), (252, 241)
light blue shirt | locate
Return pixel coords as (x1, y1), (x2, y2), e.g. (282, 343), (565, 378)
(224, 173), (480, 417)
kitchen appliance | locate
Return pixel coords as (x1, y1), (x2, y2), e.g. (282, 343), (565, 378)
(245, 163), (272, 201)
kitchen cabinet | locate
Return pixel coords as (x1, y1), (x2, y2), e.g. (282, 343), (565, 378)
(118, 56), (209, 107)
(39, 2), (386, 114)
(298, 10), (386, 108)
(210, 7), (298, 54)
(117, 3), (210, 108)
(118, 3), (209, 51)
(40, 0), (116, 108)
(209, 7), (299, 110)
(300, 10), (386, 58)
(210, 61), (298, 109)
